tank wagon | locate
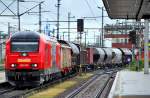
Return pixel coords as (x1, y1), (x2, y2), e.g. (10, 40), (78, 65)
(112, 48), (123, 66)
(120, 48), (132, 65)
(93, 48), (105, 68)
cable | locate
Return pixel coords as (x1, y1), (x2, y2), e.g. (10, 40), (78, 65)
(84, 0), (95, 17)
(93, 0), (98, 7)
(83, 0), (102, 26)
(0, 22), (7, 26)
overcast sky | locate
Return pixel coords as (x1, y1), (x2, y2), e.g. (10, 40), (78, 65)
(0, 0), (116, 45)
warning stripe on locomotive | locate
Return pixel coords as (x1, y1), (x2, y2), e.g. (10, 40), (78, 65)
(17, 59), (31, 62)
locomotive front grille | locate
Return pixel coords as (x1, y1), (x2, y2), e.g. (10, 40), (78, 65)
(6, 70), (40, 81)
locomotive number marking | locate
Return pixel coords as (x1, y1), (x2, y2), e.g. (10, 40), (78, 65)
(17, 59), (31, 62)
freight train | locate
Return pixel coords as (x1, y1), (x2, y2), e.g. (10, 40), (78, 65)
(5, 31), (132, 87)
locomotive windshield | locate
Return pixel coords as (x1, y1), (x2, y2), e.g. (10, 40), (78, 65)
(11, 42), (39, 52)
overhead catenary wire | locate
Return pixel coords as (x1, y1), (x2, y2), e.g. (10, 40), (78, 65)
(93, 0), (98, 7)
(0, 0), (16, 15)
(83, 0), (101, 26)
(0, 0), (104, 34)
(83, 0), (95, 17)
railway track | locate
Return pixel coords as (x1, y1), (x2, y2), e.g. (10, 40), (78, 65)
(0, 72), (77, 98)
(65, 68), (119, 98)
(0, 68), (120, 98)
(94, 72), (116, 98)
(0, 82), (32, 98)
(98, 74), (116, 98)
(0, 82), (15, 95)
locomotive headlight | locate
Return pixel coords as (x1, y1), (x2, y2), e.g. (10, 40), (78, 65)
(127, 58), (131, 62)
(11, 64), (17, 68)
(31, 64), (38, 68)
(21, 52), (28, 56)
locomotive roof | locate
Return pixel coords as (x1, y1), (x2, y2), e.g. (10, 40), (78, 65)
(11, 31), (40, 41)
(10, 31), (59, 43)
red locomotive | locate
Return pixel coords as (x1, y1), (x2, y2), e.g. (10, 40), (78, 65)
(5, 31), (72, 87)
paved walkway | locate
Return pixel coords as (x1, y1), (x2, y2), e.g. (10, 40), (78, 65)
(0, 71), (5, 83)
(109, 70), (150, 98)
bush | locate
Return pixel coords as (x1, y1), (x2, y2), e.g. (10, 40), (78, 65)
(0, 60), (4, 71)
(0, 59), (4, 64)
(0, 60), (2, 64)
(128, 60), (143, 71)
(139, 60), (144, 69)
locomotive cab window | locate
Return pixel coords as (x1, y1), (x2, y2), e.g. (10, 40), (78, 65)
(11, 42), (39, 52)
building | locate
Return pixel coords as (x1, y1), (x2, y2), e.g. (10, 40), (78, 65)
(104, 31), (132, 48)
(104, 21), (143, 49)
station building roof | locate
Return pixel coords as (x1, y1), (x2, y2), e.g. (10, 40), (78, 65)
(102, 0), (150, 19)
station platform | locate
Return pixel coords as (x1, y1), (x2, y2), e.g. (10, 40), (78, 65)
(0, 64), (4, 71)
(109, 70), (150, 98)
(0, 71), (5, 83)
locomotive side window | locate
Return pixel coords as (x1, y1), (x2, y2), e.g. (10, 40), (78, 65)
(11, 42), (39, 52)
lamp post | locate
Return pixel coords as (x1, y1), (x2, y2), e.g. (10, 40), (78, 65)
(98, 6), (104, 47)
(57, 0), (61, 40)
(144, 19), (149, 74)
(0, 31), (4, 62)
(68, 12), (75, 41)
(0, 32), (2, 62)
(17, 0), (20, 31)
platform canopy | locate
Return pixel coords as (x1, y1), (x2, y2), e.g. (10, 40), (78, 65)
(102, 0), (150, 19)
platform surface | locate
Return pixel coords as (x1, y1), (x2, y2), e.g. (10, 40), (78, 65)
(0, 71), (5, 83)
(109, 70), (150, 98)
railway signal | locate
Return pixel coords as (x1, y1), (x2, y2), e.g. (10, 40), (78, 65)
(77, 19), (84, 32)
